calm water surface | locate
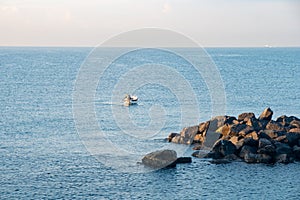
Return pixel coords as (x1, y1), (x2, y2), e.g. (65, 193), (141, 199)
(0, 47), (300, 199)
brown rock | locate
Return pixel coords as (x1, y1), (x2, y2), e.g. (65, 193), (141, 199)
(238, 112), (256, 122)
(289, 128), (300, 133)
(290, 120), (300, 128)
(266, 120), (284, 131)
(193, 134), (205, 144)
(246, 118), (260, 131)
(207, 116), (228, 132)
(245, 131), (259, 141)
(168, 133), (179, 142)
(199, 121), (210, 134)
(258, 107), (273, 121)
(274, 135), (288, 143)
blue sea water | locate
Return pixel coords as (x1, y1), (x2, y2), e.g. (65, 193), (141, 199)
(0, 47), (300, 199)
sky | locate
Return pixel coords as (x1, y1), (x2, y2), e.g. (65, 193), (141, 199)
(0, 0), (299, 47)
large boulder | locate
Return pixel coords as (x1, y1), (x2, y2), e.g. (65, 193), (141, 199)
(258, 107), (273, 121)
(169, 126), (199, 144)
(142, 150), (177, 169)
(211, 140), (237, 157)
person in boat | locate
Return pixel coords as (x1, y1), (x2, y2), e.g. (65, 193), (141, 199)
(123, 94), (138, 106)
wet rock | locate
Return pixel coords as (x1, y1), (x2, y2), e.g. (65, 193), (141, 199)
(275, 142), (292, 155)
(244, 153), (273, 164)
(293, 146), (300, 160)
(258, 107), (273, 121)
(275, 154), (293, 164)
(142, 150), (177, 168)
(175, 157), (192, 164)
(239, 145), (258, 159)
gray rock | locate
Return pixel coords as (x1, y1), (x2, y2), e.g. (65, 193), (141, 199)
(275, 154), (293, 164)
(142, 150), (177, 169)
(275, 142), (292, 155)
(239, 145), (258, 159)
(244, 153), (273, 164)
(286, 132), (300, 146)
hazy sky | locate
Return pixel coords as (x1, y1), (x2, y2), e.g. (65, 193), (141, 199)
(0, 0), (299, 47)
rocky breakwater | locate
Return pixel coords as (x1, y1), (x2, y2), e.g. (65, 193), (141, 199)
(168, 108), (300, 164)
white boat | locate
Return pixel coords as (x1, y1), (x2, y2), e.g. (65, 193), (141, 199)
(123, 94), (138, 106)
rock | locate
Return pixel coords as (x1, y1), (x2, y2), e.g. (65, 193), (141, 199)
(142, 150), (177, 169)
(199, 121), (210, 134)
(171, 135), (181, 143)
(257, 144), (276, 156)
(209, 154), (240, 164)
(258, 120), (269, 130)
(229, 136), (244, 149)
(168, 133), (179, 142)
(211, 140), (237, 157)
(293, 146), (300, 160)
(193, 134), (205, 144)
(275, 154), (292, 164)
(238, 112), (256, 122)
(239, 145), (258, 159)
(243, 137), (259, 147)
(175, 157), (192, 164)
(238, 125), (254, 137)
(286, 132), (300, 146)
(289, 128), (300, 133)
(192, 143), (202, 150)
(207, 116), (228, 132)
(229, 124), (248, 136)
(263, 130), (285, 139)
(275, 142), (292, 154)
(258, 138), (272, 149)
(246, 118), (260, 131)
(258, 107), (273, 121)
(245, 131), (259, 141)
(290, 120), (300, 128)
(180, 125), (199, 144)
(258, 131), (271, 140)
(276, 115), (300, 126)
(225, 116), (237, 125)
(204, 151), (223, 159)
(244, 153), (273, 164)
(274, 135), (288, 143)
(266, 120), (284, 131)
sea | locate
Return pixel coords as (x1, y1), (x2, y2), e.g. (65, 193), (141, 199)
(0, 47), (300, 199)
